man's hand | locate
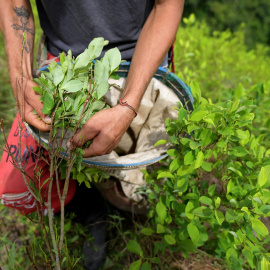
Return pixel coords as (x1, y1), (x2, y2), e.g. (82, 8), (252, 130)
(67, 105), (135, 157)
(14, 76), (51, 132)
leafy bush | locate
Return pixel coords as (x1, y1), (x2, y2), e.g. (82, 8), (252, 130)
(183, 0), (270, 48)
(175, 15), (270, 102)
(126, 82), (270, 270)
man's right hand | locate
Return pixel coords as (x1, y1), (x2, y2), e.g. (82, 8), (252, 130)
(14, 75), (51, 132)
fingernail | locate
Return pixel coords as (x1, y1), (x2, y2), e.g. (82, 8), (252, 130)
(44, 117), (52, 124)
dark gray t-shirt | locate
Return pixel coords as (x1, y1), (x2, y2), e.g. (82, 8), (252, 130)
(36, 0), (157, 62)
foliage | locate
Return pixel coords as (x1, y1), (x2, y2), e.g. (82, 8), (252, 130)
(129, 81), (270, 270)
(0, 203), (87, 269)
(183, 0), (270, 48)
(33, 37), (121, 131)
(175, 14), (270, 102)
(33, 37), (121, 187)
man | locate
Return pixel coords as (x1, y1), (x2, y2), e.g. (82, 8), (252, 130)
(0, 0), (185, 268)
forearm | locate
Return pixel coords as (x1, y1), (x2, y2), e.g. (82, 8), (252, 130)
(122, 0), (185, 111)
(0, 0), (35, 93)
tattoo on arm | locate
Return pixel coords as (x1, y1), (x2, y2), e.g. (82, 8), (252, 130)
(11, 5), (34, 54)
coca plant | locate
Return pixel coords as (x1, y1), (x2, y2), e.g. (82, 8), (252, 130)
(33, 37), (121, 187)
(127, 82), (270, 270)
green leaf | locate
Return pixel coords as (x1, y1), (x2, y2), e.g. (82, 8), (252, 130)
(230, 99), (240, 113)
(178, 108), (188, 122)
(190, 111), (208, 122)
(154, 139), (167, 147)
(88, 37), (106, 59)
(242, 247), (255, 268)
(169, 158), (181, 173)
(185, 201), (195, 219)
(251, 219), (268, 237)
(259, 257), (270, 270)
(199, 196), (212, 206)
(74, 49), (91, 70)
(141, 261), (151, 270)
(156, 201), (167, 223)
(225, 209), (238, 222)
(190, 81), (201, 103)
(157, 172), (174, 179)
(77, 172), (86, 184)
(157, 224), (165, 234)
(33, 86), (42, 95)
(96, 80), (109, 99)
(215, 210), (224, 225)
(141, 228), (155, 236)
(8, 242), (16, 269)
(189, 141), (202, 150)
(167, 148), (178, 157)
(129, 259), (142, 270)
(195, 151), (204, 169)
(103, 48), (121, 72)
(61, 80), (83, 92)
(164, 235), (176, 245)
(215, 197), (221, 208)
(184, 151), (194, 165)
(42, 91), (54, 114)
(201, 161), (212, 172)
(94, 60), (109, 84)
(187, 223), (200, 245)
(53, 64), (64, 86)
(208, 184), (216, 196)
(258, 167), (268, 188)
(127, 240), (143, 256)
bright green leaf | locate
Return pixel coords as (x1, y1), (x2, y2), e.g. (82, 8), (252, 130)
(156, 201), (167, 223)
(195, 151), (204, 169)
(251, 219), (269, 237)
(127, 240), (143, 256)
(164, 235), (176, 245)
(187, 223), (200, 245)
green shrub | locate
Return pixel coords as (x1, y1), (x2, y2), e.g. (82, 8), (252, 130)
(175, 14), (270, 102)
(128, 82), (270, 270)
(183, 0), (270, 48)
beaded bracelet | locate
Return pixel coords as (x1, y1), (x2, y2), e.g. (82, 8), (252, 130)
(117, 99), (137, 117)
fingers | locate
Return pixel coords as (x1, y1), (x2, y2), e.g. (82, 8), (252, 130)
(67, 107), (132, 157)
(81, 132), (121, 157)
(24, 80), (52, 125)
(68, 125), (121, 157)
(23, 102), (51, 132)
(16, 77), (51, 131)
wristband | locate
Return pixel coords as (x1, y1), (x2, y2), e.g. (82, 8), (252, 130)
(117, 99), (137, 117)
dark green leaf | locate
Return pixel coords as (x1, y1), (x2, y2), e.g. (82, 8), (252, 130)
(129, 259), (142, 270)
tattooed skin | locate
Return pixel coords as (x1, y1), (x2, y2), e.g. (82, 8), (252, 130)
(11, 5), (34, 53)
